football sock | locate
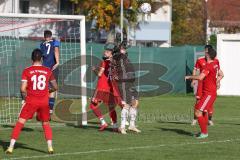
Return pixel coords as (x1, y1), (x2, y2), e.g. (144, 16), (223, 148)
(49, 98), (55, 111)
(9, 139), (16, 148)
(47, 140), (53, 148)
(100, 118), (106, 125)
(203, 112), (209, 123)
(11, 121), (24, 140)
(121, 106), (129, 129)
(89, 103), (104, 120)
(129, 107), (137, 128)
(42, 123), (53, 142)
(198, 116), (207, 134)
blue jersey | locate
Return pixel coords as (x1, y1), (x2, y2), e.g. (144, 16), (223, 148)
(40, 39), (60, 69)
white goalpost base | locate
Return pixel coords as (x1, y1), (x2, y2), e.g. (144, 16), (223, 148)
(0, 13), (87, 125)
(217, 34), (240, 96)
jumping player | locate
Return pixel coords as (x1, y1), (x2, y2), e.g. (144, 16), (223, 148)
(5, 49), (58, 154)
(191, 45), (223, 126)
(40, 30), (60, 114)
(89, 44), (121, 131)
(112, 43), (141, 134)
(185, 48), (224, 138)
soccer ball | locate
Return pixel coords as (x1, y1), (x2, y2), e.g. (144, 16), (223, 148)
(140, 3), (151, 13)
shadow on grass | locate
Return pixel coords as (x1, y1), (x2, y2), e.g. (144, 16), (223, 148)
(158, 127), (194, 137)
(0, 140), (47, 153)
(0, 140), (9, 151)
(65, 122), (115, 132)
(158, 121), (191, 125)
(217, 122), (240, 126)
(2, 125), (34, 132)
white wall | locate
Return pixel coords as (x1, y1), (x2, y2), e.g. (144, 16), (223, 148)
(29, 0), (58, 14)
(0, 0), (15, 13)
(150, 2), (171, 22)
(138, 0), (171, 22)
(0, 0), (58, 14)
(217, 34), (240, 96)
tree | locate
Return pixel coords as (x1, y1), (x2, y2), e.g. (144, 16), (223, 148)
(70, 0), (169, 42)
(172, 0), (206, 45)
(208, 0), (240, 33)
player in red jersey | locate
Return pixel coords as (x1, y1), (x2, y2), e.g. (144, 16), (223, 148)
(185, 48), (224, 138)
(89, 45), (122, 132)
(191, 45), (223, 126)
(5, 49), (58, 154)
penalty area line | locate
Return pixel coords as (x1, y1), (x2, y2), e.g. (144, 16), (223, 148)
(3, 138), (240, 160)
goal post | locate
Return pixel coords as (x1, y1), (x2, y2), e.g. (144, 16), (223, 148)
(0, 13), (87, 125)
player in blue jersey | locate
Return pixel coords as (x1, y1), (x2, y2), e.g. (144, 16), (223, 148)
(40, 30), (60, 114)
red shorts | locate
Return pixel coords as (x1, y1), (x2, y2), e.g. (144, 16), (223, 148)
(196, 80), (203, 99)
(195, 94), (216, 112)
(19, 101), (50, 122)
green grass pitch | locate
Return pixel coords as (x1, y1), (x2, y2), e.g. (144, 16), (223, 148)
(0, 95), (240, 160)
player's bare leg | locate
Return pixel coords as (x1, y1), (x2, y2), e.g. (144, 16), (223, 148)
(42, 121), (54, 154)
(128, 99), (141, 133)
(6, 118), (26, 154)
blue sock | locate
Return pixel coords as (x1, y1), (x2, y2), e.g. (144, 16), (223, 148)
(49, 98), (55, 110)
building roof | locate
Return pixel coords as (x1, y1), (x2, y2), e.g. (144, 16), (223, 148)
(207, 0), (240, 27)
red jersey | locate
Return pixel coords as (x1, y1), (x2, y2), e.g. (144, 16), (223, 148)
(96, 60), (119, 95)
(97, 60), (111, 91)
(201, 61), (220, 95)
(92, 60), (121, 105)
(21, 65), (55, 102)
(195, 57), (220, 72)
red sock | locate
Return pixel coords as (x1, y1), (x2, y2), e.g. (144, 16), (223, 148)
(11, 121), (24, 140)
(203, 112), (208, 123)
(198, 116), (208, 134)
(109, 108), (117, 124)
(90, 103), (103, 119)
(42, 123), (52, 140)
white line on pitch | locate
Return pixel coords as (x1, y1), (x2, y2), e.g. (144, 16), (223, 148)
(2, 138), (240, 160)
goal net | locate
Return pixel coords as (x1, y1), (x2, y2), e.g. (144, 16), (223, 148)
(0, 13), (87, 125)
